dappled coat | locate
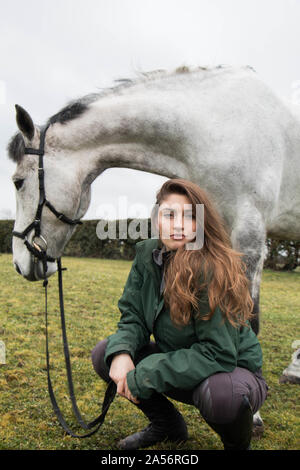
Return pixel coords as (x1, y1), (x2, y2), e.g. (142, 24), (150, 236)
(104, 238), (263, 400)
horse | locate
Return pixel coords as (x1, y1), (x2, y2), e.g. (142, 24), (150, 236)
(7, 64), (300, 437)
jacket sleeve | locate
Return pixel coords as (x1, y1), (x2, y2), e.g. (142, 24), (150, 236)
(104, 252), (151, 369)
(237, 323), (263, 371)
(126, 297), (240, 400)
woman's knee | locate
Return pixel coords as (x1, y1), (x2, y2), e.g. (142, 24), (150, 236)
(193, 372), (243, 424)
(91, 339), (109, 380)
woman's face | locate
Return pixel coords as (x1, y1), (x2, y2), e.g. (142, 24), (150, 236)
(156, 193), (197, 250)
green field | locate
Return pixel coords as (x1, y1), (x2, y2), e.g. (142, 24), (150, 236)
(0, 253), (299, 450)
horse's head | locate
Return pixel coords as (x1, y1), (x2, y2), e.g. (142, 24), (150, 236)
(8, 105), (91, 281)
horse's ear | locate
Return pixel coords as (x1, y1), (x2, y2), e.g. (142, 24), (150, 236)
(15, 104), (35, 141)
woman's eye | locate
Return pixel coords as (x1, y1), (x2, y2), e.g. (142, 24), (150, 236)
(14, 179), (24, 190)
(163, 213), (194, 219)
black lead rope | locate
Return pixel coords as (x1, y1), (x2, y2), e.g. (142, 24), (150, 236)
(43, 257), (117, 438)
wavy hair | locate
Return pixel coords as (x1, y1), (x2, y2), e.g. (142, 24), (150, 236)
(150, 178), (254, 329)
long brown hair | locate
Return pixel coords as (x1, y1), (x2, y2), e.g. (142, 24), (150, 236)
(150, 178), (254, 329)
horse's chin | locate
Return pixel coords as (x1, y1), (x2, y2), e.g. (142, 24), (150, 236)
(14, 258), (57, 281)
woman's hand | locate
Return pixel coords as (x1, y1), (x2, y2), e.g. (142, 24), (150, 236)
(117, 376), (140, 404)
(109, 353), (140, 404)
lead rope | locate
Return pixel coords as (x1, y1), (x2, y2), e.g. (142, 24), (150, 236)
(42, 256), (116, 438)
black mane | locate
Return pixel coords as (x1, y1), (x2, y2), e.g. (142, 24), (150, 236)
(47, 93), (99, 125)
(7, 93), (99, 163)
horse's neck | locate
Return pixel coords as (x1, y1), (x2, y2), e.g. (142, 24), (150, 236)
(46, 66), (258, 186)
(49, 91), (191, 184)
(47, 69), (300, 212)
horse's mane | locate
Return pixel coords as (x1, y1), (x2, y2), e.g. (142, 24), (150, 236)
(7, 64), (255, 163)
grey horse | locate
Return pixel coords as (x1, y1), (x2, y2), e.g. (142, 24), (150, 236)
(7, 64), (300, 435)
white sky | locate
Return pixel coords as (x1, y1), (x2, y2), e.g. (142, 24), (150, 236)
(1, 0), (300, 220)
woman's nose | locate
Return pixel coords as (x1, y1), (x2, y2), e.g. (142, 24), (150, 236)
(173, 215), (184, 228)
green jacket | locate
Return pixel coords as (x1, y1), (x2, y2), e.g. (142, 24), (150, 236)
(104, 238), (263, 400)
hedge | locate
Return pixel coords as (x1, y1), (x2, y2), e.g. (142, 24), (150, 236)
(1, 219), (299, 269)
(0, 219), (153, 261)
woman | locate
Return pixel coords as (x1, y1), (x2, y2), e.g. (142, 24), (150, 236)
(91, 178), (268, 450)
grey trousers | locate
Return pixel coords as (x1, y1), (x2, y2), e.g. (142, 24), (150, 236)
(91, 339), (269, 424)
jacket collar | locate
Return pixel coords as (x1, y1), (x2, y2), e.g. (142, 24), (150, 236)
(152, 243), (166, 267)
(152, 243), (175, 267)
(135, 238), (161, 269)
(135, 238), (176, 266)
(135, 238), (176, 290)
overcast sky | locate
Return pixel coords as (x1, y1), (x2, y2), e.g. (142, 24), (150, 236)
(1, 0), (300, 220)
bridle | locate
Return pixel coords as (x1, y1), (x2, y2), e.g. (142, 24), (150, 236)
(12, 123), (116, 438)
(12, 122), (82, 276)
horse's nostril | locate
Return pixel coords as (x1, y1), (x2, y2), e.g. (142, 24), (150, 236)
(14, 263), (22, 275)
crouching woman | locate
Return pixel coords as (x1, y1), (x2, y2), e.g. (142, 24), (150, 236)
(91, 178), (268, 450)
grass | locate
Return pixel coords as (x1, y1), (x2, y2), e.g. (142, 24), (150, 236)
(0, 253), (299, 450)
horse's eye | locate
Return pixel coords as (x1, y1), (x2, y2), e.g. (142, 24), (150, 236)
(14, 179), (24, 190)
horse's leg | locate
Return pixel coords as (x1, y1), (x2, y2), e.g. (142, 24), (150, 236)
(230, 202), (267, 438)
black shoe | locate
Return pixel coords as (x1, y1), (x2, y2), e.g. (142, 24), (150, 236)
(117, 393), (188, 450)
(117, 421), (187, 450)
(204, 395), (253, 450)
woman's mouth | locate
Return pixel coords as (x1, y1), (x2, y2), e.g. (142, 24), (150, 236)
(171, 234), (186, 240)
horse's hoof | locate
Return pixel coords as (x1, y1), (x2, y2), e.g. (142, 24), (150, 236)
(252, 422), (264, 439)
(252, 411), (264, 439)
(279, 374), (300, 384)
